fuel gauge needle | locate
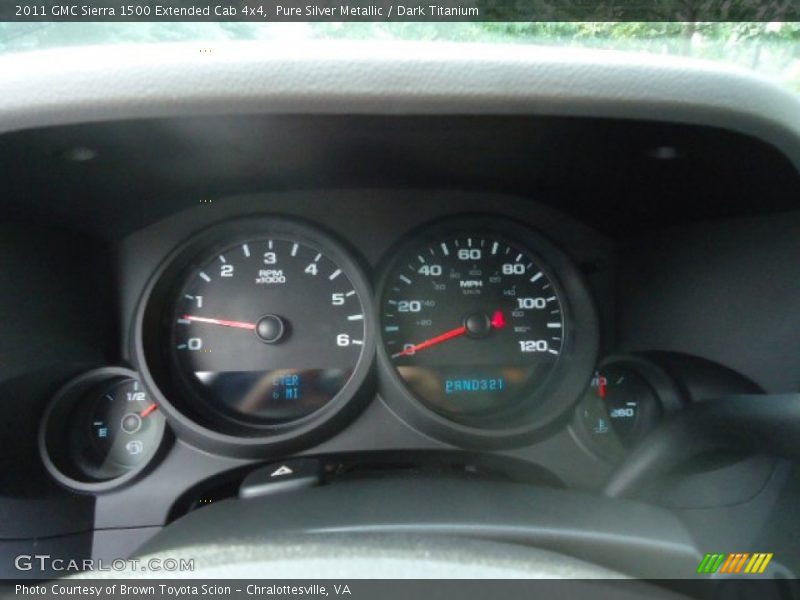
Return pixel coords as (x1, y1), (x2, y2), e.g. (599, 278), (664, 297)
(140, 404), (159, 418)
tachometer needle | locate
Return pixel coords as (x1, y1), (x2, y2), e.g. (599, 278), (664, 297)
(182, 315), (256, 330)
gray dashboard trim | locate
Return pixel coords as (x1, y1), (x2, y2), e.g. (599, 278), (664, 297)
(134, 477), (700, 579)
(1, 42), (800, 169)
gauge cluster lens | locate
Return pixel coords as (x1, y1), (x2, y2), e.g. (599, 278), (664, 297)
(138, 216), (594, 453)
(82, 378), (162, 475)
(39, 368), (166, 491)
(575, 360), (666, 460)
(381, 234), (565, 420)
(171, 238), (367, 424)
(137, 218), (376, 454)
(376, 217), (599, 447)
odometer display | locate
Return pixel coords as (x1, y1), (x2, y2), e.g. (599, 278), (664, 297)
(381, 231), (566, 421)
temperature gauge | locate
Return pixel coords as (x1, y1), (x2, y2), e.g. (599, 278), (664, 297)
(40, 368), (166, 491)
(575, 359), (666, 460)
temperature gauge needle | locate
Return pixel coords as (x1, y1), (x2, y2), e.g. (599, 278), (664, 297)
(596, 374), (608, 399)
(182, 315), (256, 330)
(392, 310), (506, 359)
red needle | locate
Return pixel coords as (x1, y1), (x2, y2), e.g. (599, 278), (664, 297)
(490, 310), (506, 329)
(598, 376), (607, 399)
(392, 325), (468, 358)
(140, 404), (158, 418)
(392, 310), (506, 359)
(182, 315), (256, 330)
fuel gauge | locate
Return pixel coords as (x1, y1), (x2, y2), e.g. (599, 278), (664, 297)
(82, 378), (162, 478)
(40, 367), (166, 492)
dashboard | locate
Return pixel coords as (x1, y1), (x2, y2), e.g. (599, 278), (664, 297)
(2, 44), (800, 582)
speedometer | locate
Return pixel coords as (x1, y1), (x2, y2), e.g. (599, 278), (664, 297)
(377, 217), (598, 447)
(383, 235), (564, 416)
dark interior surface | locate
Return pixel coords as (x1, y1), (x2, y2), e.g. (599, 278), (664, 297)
(1, 113), (799, 581)
(1, 115), (797, 240)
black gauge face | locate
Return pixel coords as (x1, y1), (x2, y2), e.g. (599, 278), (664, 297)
(170, 237), (367, 425)
(76, 378), (163, 478)
(40, 369), (167, 491)
(380, 232), (566, 421)
(576, 363), (663, 458)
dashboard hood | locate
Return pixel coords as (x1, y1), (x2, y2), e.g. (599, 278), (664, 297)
(1, 41), (800, 172)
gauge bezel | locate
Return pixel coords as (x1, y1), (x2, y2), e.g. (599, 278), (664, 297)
(375, 215), (599, 449)
(38, 367), (168, 493)
(133, 216), (377, 458)
(570, 354), (685, 462)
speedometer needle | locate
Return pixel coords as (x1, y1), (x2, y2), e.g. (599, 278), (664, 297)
(392, 309), (506, 359)
(392, 325), (468, 359)
(182, 315), (256, 330)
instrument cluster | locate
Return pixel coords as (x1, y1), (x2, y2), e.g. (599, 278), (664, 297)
(39, 212), (607, 490)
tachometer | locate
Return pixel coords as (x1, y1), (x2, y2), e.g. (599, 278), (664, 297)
(136, 218), (375, 456)
(377, 217), (598, 447)
(171, 238), (366, 424)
